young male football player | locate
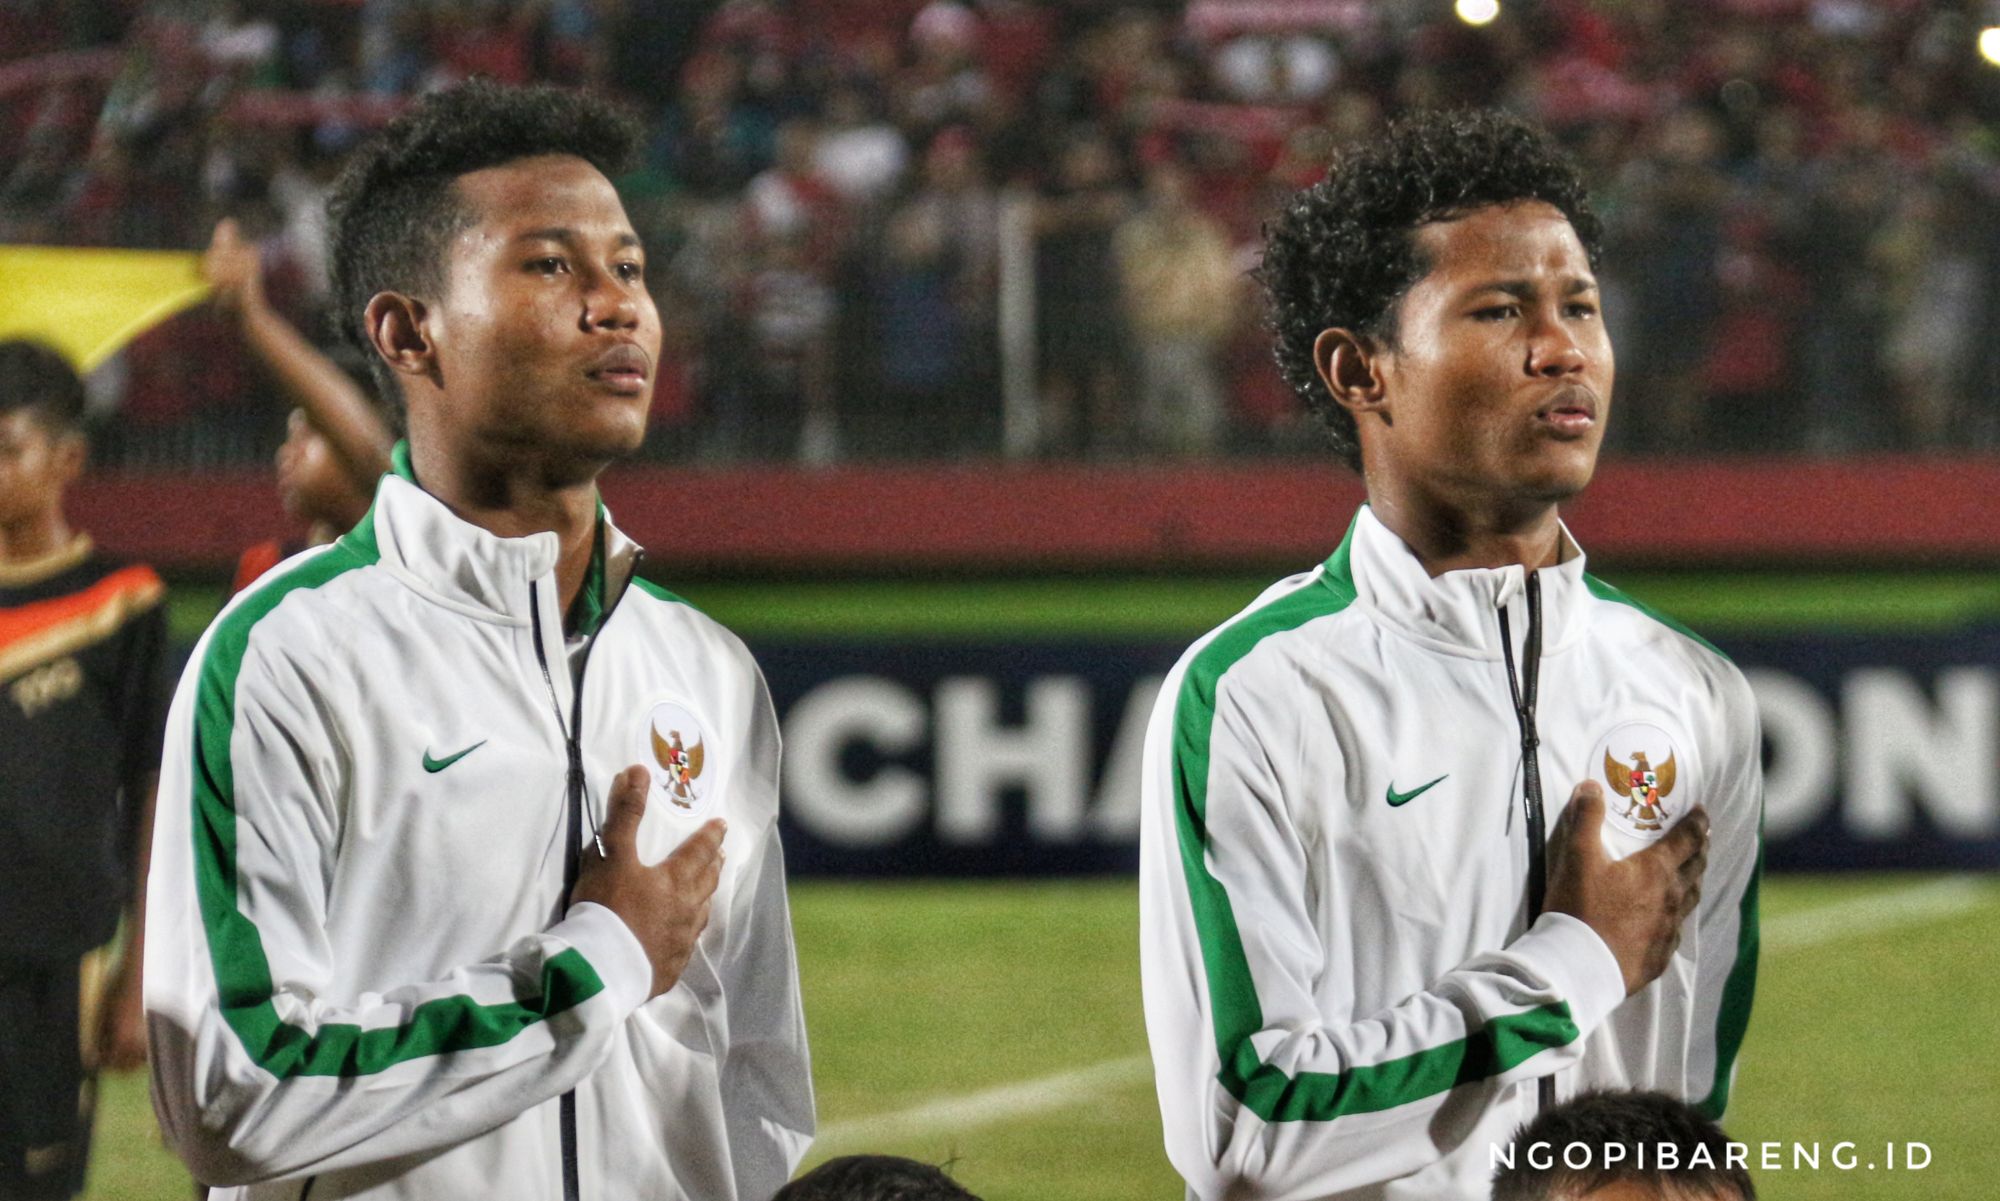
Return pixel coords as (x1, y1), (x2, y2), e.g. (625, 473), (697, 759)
(146, 82), (813, 1200)
(1139, 110), (1760, 1200)
(0, 339), (167, 1198)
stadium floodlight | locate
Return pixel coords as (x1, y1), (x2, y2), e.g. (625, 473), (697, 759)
(1981, 26), (2000, 67)
(1456, 0), (1501, 26)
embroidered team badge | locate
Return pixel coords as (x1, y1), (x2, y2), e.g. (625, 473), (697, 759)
(645, 701), (714, 816)
(1589, 721), (1689, 847)
(1606, 748), (1676, 831)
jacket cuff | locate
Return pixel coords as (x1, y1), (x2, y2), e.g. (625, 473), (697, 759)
(1511, 911), (1626, 1037)
(553, 901), (652, 1016)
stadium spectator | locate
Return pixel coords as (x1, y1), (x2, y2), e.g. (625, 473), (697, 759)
(1877, 171), (1991, 450)
(1600, 106), (1727, 452)
(730, 228), (840, 463)
(1033, 126), (1133, 457)
(1490, 1090), (1756, 1201)
(0, 339), (167, 1200)
(1115, 159), (1240, 455)
(814, 83), (912, 207)
(855, 126), (1001, 457)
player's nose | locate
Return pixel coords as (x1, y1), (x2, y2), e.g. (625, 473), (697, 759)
(580, 268), (641, 331)
(1525, 315), (1587, 377)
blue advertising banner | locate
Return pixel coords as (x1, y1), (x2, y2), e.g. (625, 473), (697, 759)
(756, 628), (2000, 875)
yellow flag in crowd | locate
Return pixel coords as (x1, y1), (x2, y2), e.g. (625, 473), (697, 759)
(0, 245), (209, 372)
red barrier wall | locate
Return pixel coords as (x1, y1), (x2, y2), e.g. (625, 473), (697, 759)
(69, 456), (2000, 571)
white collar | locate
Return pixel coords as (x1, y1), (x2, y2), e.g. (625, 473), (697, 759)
(1343, 504), (1591, 660)
(358, 443), (641, 628)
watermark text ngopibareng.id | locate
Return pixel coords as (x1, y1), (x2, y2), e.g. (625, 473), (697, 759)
(1492, 1140), (1934, 1173)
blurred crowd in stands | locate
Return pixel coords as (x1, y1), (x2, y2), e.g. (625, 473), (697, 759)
(4, 0), (1999, 467)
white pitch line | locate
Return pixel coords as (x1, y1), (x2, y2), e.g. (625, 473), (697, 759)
(1763, 874), (1994, 953)
(816, 1054), (1153, 1152)
(815, 877), (1996, 1151)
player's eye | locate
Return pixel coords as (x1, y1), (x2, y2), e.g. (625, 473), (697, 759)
(529, 256), (568, 275)
(1473, 304), (1518, 321)
(614, 261), (644, 282)
(1566, 301), (1598, 319)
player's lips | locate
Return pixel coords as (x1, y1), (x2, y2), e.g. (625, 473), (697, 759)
(1534, 387), (1599, 438)
(585, 344), (651, 394)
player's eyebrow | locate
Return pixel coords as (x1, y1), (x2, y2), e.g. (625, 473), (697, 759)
(512, 227), (643, 250)
(1462, 277), (1598, 299)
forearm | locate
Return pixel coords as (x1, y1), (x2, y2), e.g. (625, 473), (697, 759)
(148, 902), (649, 1185)
(1145, 894), (1624, 1200)
(236, 302), (392, 481)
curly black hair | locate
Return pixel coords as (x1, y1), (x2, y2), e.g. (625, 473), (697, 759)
(1490, 1090), (1754, 1201)
(772, 1155), (982, 1201)
(326, 79), (643, 402)
(0, 340), (87, 434)
(1258, 109), (1602, 472)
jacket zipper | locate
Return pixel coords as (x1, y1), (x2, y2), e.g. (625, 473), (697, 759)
(527, 557), (639, 1201)
(1496, 569), (1555, 1112)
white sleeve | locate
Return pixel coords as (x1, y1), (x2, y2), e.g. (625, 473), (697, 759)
(144, 620), (653, 1188)
(1140, 663), (1627, 1201)
(717, 821), (815, 1195)
(1683, 665), (1763, 1120)
(716, 669), (815, 1195)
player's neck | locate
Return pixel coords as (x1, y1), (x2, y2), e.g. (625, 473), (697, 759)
(406, 439), (601, 627)
(0, 505), (73, 567)
(1366, 482), (1565, 578)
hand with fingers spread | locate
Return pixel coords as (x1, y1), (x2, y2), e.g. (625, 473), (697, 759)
(572, 765), (727, 999)
(1544, 780), (1709, 997)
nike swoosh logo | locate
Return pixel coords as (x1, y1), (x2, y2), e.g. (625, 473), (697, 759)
(1386, 774), (1448, 807)
(423, 741), (487, 773)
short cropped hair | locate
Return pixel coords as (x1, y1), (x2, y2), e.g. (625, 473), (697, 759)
(1258, 108), (1603, 471)
(325, 79), (643, 400)
(772, 1155), (982, 1201)
(0, 340), (87, 435)
(1490, 1090), (1755, 1201)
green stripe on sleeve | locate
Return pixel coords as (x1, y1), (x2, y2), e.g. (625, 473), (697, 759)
(1230, 1002), (1579, 1123)
(1169, 512), (1584, 1122)
(1698, 812), (1762, 1120)
(191, 511), (606, 1078)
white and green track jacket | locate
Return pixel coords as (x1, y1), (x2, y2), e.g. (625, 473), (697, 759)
(145, 450), (813, 1200)
(1140, 505), (1760, 1201)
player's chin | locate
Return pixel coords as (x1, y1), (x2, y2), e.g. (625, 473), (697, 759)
(1514, 441), (1600, 501)
(561, 392), (651, 459)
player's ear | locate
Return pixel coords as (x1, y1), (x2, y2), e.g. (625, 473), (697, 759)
(51, 428), (88, 488)
(364, 292), (437, 381)
(1313, 327), (1389, 422)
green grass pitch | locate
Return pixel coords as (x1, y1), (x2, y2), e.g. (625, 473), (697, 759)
(85, 874), (2000, 1200)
